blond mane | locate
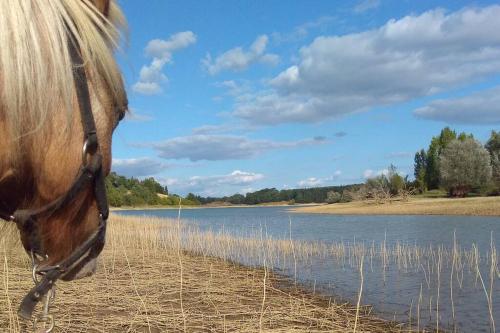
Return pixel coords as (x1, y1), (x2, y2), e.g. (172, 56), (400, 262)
(0, 0), (126, 140)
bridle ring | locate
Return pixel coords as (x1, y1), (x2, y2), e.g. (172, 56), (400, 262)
(82, 139), (93, 166)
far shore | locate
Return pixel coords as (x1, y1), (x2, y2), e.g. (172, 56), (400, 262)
(110, 202), (318, 211)
(291, 196), (500, 216)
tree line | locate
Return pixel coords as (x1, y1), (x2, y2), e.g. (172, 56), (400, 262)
(188, 185), (361, 205)
(413, 128), (499, 197)
(105, 172), (199, 207)
(105, 171), (361, 207)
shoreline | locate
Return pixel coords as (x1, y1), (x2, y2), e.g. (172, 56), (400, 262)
(290, 196), (500, 216)
(110, 202), (318, 211)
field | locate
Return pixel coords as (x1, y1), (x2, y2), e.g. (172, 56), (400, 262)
(0, 215), (406, 332)
(292, 196), (500, 216)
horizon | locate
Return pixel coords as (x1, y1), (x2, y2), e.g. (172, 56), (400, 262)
(112, 0), (500, 196)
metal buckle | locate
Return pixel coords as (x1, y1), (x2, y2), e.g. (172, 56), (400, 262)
(82, 134), (98, 166)
(82, 139), (90, 166)
(30, 252), (56, 332)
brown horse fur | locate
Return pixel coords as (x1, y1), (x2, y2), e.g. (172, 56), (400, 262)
(0, 0), (126, 278)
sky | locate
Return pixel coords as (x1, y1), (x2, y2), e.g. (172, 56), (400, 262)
(111, 0), (500, 197)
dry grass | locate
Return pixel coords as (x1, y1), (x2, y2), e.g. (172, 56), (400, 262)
(292, 196), (500, 216)
(0, 215), (407, 333)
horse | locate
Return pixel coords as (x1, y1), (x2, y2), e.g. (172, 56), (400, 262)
(0, 0), (127, 321)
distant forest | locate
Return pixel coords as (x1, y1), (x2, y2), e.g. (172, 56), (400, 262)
(191, 185), (360, 205)
(105, 172), (360, 207)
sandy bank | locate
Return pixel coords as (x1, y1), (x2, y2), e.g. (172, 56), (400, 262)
(291, 196), (500, 216)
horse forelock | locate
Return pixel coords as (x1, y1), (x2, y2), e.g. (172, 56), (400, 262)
(0, 0), (126, 148)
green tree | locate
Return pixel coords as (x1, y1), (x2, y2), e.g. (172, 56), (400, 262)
(486, 130), (500, 191)
(142, 177), (166, 194)
(414, 149), (427, 193)
(425, 127), (457, 190)
(185, 193), (201, 205)
(425, 138), (441, 190)
(387, 164), (405, 195)
(439, 138), (492, 197)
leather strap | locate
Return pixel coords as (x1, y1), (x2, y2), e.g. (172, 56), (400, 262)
(13, 34), (116, 320)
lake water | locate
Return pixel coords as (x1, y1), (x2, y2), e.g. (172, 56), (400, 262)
(115, 206), (500, 332)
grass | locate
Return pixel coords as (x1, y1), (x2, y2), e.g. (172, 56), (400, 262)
(292, 196), (500, 216)
(0, 215), (409, 333)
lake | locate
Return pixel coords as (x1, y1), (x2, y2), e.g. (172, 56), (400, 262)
(114, 206), (500, 332)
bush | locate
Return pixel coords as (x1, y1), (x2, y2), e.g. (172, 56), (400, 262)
(325, 191), (342, 204)
(440, 138), (492, 197)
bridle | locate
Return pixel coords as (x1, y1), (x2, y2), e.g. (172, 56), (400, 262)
(0, 35), (126, 322)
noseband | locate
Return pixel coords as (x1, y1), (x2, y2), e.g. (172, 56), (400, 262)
(0, 36), (126, 320)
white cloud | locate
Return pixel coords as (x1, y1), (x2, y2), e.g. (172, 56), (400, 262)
(363, 169), (375, 179)
(354, 0), (380, 13)
(158, 170), (264, 196)
(363, 168), (389, 179)
(233, 6), (500, 125)
(298, 171), (342, 187)
(298, 177), (323, 187)
(202, 35), (279, 75)
(325, 170), (343, 181)
(124, 109), (154, 122)
(215, 80), (253, 98)
(272, 16), (337, 44)
(133, 31), (197, 95)
(145, 31), (197, 59)
(414, 86), (500, 124)
(150, 134), (327, 161)
(112, 157), (169, 177)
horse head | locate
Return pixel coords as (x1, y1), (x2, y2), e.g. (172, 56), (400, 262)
(0, 0), (127, 283)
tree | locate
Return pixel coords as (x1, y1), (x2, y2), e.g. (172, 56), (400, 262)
(426, 128), (457, 190)
(387, 164), (405, 195)
(185, 193), (201, 205)
(325, 191), (342, 204)
(486, 131), (500, 191)
(439, 138), (492, 197)
(425, 140), (440, 190)
(414, 149), (427, 193)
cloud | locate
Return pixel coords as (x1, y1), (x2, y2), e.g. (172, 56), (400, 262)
(215, 80), (252, 97)
(158, 170), (264, 196)
(272, 16), (337, 44)
(190, 122), (255, 135)
(354, 0), (380, 13)
(297, 171), (342, 187)
(124, 109), (154, 122)
(325, 170), (343, 180)
(112, 157), (169, 177)
(233, 6), (500, 125)
(363, 168), (389, 179)
(298, 177), (323, 187)
(334, 131), (347, 138)
(133, 31), (197, 95)
(202, 35), (279, 75)
(414, 86), (500, 124)
(150, 134), (327, 161)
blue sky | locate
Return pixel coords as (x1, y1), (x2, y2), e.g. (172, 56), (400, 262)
(111, 0), (500, 196)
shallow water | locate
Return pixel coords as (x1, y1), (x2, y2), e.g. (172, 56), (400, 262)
(115, 206), (500, 332)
